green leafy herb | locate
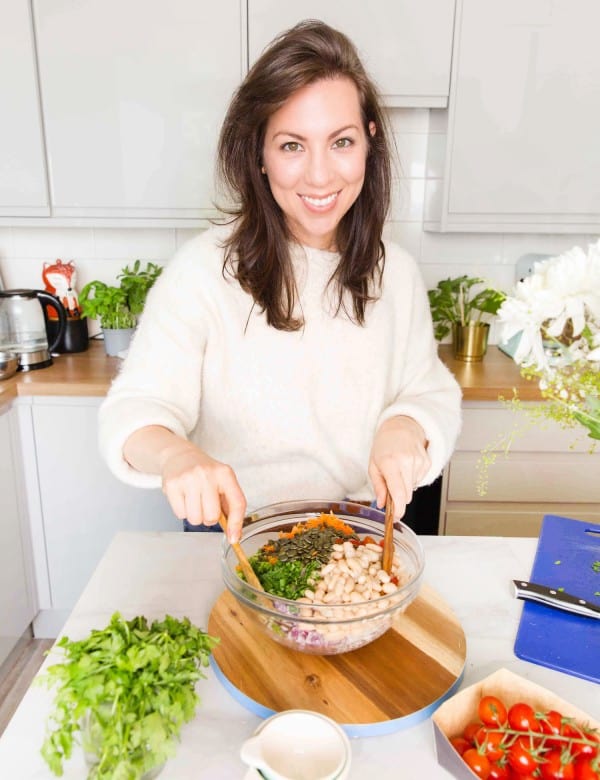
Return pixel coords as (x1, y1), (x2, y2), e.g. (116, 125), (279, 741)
(37, 612), (219, 779)
(592, 560), (600, 573)
(251, 558), (322, 600)
(79, 260), (163, 329)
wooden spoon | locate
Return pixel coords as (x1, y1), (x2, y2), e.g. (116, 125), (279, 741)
(382, 495), (395, 574)
(217, 513), (265, 593)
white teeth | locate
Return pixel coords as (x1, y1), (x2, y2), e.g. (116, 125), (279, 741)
(301, 192), (338, 206)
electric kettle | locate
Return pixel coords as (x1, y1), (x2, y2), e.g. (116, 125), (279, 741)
(0, 289), (67, 371)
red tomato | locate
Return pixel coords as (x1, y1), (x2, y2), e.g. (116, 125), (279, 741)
(488, 761), (511, 779)
(451, 736), (471, 756)
(474, 727), (507, 762)
(508, 702), (542, 733)
(464, 721), (483, 742)
(574, 755), (600, 780)
(463, 748), (492, 779)
(539, 749), (575, 780)
(539, 710), (564, 746)
(572, 732), (599, 759)
(479, 696), (509, 727)
(508, 735), (540, 775)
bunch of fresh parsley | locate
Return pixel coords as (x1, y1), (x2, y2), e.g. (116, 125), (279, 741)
(38, 612), (219, 779)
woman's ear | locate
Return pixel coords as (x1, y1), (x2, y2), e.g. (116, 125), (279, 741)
(368, 121), (376, 137)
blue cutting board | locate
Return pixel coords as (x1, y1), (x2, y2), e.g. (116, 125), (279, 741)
(514, 514), (600, 684)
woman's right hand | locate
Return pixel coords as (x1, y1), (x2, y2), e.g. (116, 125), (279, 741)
(123, 426), (247, 542)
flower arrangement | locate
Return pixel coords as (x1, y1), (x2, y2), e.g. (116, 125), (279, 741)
(477, 241), (600, 494)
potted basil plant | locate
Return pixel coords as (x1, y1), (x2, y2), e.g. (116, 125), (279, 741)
(427, 275), (506, 362)
(80, 260), (163, 356)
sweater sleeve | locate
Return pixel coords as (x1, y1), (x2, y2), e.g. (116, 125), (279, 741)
(97, 235), (212, 488)
(376, 252), (462, 486)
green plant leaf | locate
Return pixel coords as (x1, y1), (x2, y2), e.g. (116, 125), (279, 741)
(427, 276), (506, 339)
(37, 612), (219, 778)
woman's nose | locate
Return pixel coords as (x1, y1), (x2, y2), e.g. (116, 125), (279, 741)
(304, 149), (331, 187)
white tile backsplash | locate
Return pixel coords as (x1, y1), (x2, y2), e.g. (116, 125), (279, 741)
(0, 107), (594, 350)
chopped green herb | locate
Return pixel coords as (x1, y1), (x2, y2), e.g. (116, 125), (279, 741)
(37, 612), (219, 779)
(554, 560), (562, 565)
(251, 558), (322, 600)
(592, 560), (600, 573)
(557, 587), (565, 592)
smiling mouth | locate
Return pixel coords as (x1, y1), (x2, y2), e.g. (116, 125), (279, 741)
(299, 192), (339, 207)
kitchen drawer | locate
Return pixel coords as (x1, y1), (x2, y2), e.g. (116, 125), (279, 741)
(447, 451), (600, 503)
(442, 503), (600, 537)
(455, 405), (596, 453)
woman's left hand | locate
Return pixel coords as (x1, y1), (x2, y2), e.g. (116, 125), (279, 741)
(368, 415), (431, 518)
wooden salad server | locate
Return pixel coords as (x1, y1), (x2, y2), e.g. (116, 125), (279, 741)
(217, 512), (266, 593)
(382, 495), (395, 574)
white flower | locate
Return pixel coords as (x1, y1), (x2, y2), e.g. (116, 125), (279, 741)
(498, 239), (600, 370)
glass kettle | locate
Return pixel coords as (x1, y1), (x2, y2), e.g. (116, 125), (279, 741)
(0, 289), (67, 371)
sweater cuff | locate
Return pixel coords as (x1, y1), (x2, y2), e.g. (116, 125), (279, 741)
(98, 398), (188, 489)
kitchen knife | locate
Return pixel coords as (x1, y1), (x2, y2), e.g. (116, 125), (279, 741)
(512, 579), (600, 620)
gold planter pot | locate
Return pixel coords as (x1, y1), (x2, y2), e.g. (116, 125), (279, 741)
(452, 323), (490, 362)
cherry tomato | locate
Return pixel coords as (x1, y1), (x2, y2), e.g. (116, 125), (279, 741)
(539, 710), (564, 747)
(488, 761), (511, 779)
(574, 755), (600, 780)
(539, 749), (575, 780)
(463, 748), (492, 779)
(508, 735), (540, 775)
(474, 727), (507, 762)
(572, 732), (599, 759)
(479, 695), (509, 727)
(451, 736), (471, 756)
(508, 702), (542, 733)
(464, 721), (483, 742)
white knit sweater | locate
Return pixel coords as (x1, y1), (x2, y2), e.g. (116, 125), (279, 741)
(98, 224), (461, 510)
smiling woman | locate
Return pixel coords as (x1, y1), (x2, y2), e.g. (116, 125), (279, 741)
(261, 77), (373, 252)
(97, 20), (461, 544)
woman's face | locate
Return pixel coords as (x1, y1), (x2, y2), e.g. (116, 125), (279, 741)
(262, 77), (374, 251)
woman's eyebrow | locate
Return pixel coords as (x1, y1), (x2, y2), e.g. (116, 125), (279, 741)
(270, 125), (360, 142)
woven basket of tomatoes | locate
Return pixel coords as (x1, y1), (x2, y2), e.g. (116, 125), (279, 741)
(432, 669), (599, 780)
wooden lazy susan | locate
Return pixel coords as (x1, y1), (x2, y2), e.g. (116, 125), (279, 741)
(208, 583), (467, 737)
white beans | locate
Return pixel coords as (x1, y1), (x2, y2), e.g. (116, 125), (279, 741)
(300, 538), (407, 618)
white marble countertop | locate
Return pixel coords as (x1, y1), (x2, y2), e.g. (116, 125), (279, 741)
(1, 532), (598, 779)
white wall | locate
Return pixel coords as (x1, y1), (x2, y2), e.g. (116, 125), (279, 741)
(0, 107), (596, 343)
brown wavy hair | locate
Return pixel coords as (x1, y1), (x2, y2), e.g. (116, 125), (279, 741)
(216, 19), (392, 331)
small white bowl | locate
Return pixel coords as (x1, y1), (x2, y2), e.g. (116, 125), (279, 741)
(241, 710), (351, 780)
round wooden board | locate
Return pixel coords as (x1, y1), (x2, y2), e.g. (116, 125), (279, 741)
(208, 583), (467, 737)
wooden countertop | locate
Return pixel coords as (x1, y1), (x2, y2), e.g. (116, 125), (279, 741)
(0, 340), (542, 404)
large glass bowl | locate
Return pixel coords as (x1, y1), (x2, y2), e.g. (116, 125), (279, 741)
(221, 500), (425, 655)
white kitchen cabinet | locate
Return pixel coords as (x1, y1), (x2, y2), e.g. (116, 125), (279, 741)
(248, 1), (456, 108)
(16, 397), (179, 637)
(32, 0), (244, 222)
(426, 0), (600, 232)
(0, 403), (36, 670)
(439, 402), (600, 536)
(0, 0), (49, 216)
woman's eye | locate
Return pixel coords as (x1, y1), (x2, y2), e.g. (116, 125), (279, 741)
(333, 137), (353, 149)
(282, 141), (302, 152)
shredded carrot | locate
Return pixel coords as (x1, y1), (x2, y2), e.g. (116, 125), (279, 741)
(278, 511), (355, 540)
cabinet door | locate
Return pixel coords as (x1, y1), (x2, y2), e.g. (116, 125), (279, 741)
(0, 406), (35, 667)
(0, 0), (49, 216)
(34, 0), (243, 219)
(248, 0), (456, 107)
(32, 399), (177, 612)
(427, 0), (600, 232)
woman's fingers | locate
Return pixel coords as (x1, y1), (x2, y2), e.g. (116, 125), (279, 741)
(369, 415), (431, 519)
(160, 445), (246, 540)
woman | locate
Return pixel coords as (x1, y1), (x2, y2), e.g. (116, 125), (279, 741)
(98, 20), (461, 543)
